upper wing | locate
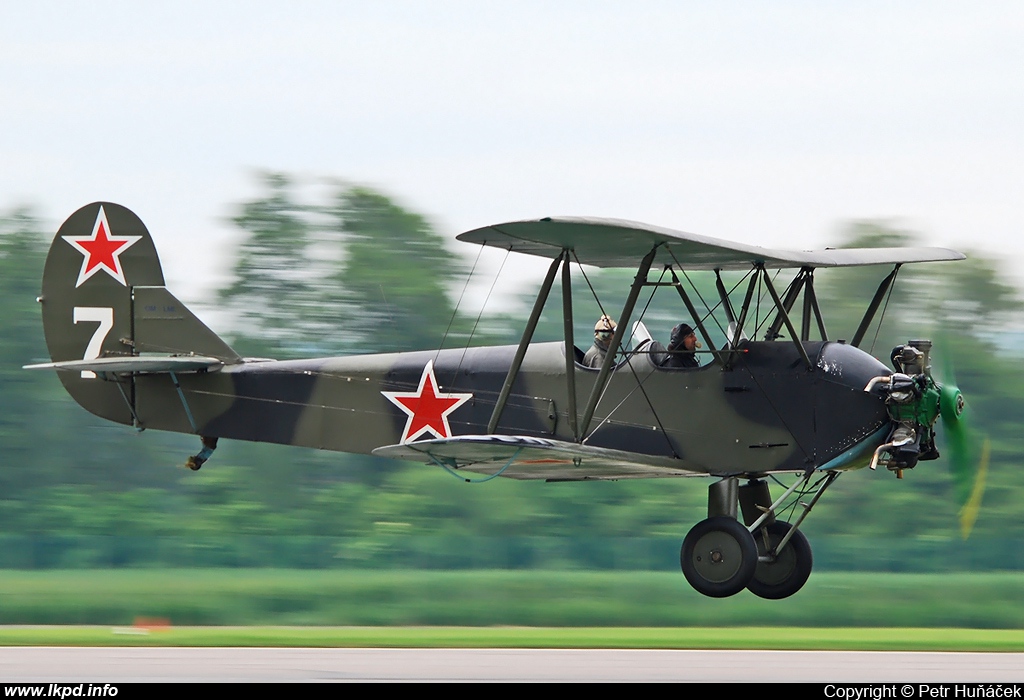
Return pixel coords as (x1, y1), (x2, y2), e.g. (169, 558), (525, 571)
(457, 217), (966, 270)
(373, 434), (709, 481)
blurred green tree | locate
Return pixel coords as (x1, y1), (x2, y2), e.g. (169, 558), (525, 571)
(219, 172), (327, 358)
(221, 174), (475, 359)
(322, 186), (471, 354)
(0, 207), (54, 491)
(815, 219), (1019, 347)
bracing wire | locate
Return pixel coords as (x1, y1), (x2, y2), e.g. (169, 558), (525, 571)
(767, 472), (832, 523)
(869, 267), (900, 355)
(664, 249), (727, 337)
(680, 268), (730, 338)
(629, 266), (666, 350)
(436, 242), (486, 357)
(573, 251), (609, 321)
(580, 265), (676, 453)
(448, 246), (512, 380)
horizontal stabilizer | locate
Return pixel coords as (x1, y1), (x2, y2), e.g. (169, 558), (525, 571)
(373, 434), (706, 481)
(24, 355), (224, 374)
(133, 286), (241, 362)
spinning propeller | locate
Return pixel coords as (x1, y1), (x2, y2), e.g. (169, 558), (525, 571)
(934, 355), (990, 539)
(878, 340), (990, 539)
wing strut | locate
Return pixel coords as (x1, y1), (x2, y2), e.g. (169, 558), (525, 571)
(578, 246), (657, 438)
(715, 270), (737, 326)
(724, 271), (761, 369)
(802, 270), (829, 341)
(561, 255), (579, 441)
(759, 265), (813, 369)
(169, 371), (199, 434)
(851, 265), (901, 348)
(487, 252), (564, 434)
(765, 268), (810, 341)
(668, 268), (725, 366)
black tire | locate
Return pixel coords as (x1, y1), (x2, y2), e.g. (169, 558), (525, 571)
(680, 516), (758, 598)
(746, 521), (813, 600)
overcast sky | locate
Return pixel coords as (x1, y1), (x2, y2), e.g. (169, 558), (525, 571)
(3, 1), (1022, 304)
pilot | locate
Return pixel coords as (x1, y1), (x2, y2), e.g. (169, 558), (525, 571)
(665, 323), (702, 368)
(583, 315), (616, 368)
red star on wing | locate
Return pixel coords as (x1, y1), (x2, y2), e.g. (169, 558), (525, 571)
(382, 360), (473, 443)
(62, 206), (142, 288)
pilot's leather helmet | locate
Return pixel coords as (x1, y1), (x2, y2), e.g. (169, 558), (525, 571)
(669, 323), (695, 349)
(594, 315), (617, 334)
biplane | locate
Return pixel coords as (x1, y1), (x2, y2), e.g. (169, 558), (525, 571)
(27, 202), (980, 599)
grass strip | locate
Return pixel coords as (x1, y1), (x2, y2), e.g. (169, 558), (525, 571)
(0, 569), (1021, 629)
(0, 626), (1023, 651)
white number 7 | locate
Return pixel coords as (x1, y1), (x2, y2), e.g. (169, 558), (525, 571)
(74, 306), (114, 379)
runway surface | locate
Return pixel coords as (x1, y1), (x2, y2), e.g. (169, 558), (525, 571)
(1, 648), (1023, 682)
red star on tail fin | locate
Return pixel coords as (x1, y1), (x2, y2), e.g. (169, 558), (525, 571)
(62, 205), (142, 288)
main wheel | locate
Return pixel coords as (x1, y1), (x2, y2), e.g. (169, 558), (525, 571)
(746, 521), (813, 600)
(680, 516), (757, 598)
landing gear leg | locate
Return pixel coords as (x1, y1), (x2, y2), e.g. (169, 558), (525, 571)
(185, 435), (218, 471)
(736, 474), (836, 599)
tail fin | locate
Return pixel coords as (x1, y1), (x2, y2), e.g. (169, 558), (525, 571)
(35, 202), (239, 424)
